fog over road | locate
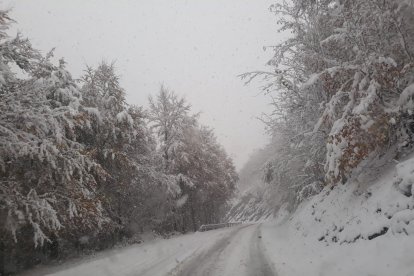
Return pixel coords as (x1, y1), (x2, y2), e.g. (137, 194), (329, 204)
(23, 224), (276, 276)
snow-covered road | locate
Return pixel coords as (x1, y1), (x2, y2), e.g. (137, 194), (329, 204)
(174, 224), (274, 276)
(24, 224), (277, 276)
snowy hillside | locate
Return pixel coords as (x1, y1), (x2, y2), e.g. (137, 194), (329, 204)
(225, 146), (279, 222)
(259, 154), (414, 276)
(225, 187), (273, 222)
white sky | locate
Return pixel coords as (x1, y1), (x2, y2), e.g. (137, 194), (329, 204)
(3, 0), (284, 169)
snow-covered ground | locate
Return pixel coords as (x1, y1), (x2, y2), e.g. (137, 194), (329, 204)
(260, 155), (414, 276)
(22, 224), (275, 276)
(23, 155), (414, 276)
(262, 222), (414, 276)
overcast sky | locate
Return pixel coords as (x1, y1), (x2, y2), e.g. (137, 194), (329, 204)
(4, 0), (284, 169)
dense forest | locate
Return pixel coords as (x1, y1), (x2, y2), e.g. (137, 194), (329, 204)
(0, 10), (237, 273)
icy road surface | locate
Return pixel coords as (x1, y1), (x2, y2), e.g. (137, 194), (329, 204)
(25, 224), (277, 276)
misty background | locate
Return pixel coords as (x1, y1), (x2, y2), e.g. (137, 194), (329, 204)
(4, 0), (285, 169)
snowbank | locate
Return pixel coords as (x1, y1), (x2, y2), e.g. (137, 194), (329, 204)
(261, 155), (414, 276)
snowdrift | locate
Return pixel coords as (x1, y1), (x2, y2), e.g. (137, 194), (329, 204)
(260, 154), (414, 276)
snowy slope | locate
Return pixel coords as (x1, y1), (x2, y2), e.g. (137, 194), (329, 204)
(260, 155), (414, 276)
(225, 187), (273, 222)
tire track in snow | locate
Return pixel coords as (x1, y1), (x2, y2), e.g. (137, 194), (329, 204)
(170, 225), (250, 276)
(173, 224), (276, 276)
(247, 224), (276, 276)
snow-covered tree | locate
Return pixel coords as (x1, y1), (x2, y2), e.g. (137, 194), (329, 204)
(148, 87), (237, 232)
(148, 86), (198, 171)
(79, 62), (171, 238)
(243, 0), (414, 203)
(0, 8), (238, 274)
(238, 0), (414, 217)
(173, 125), (237, 230)
(0, 13), (109, 271)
